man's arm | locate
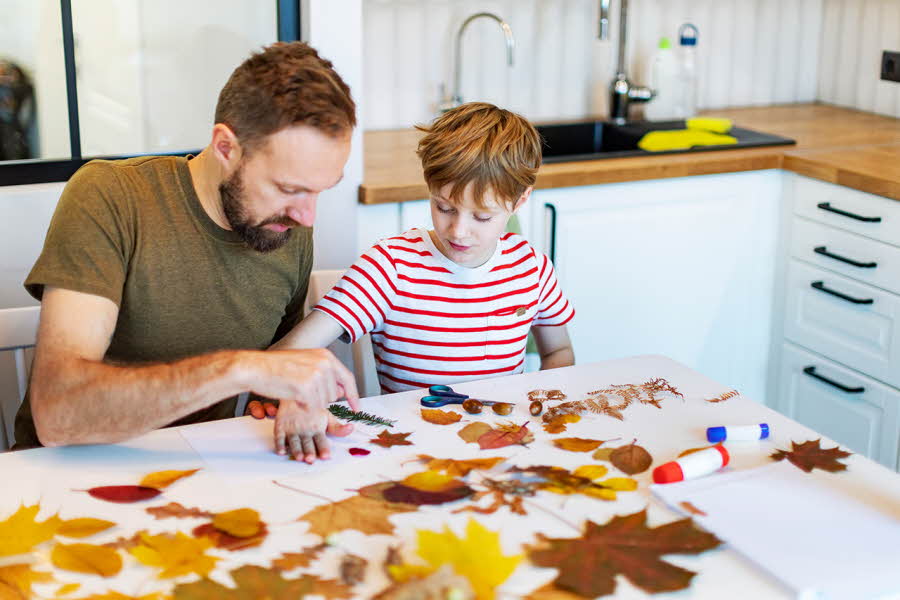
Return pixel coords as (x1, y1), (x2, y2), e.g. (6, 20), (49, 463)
(30, 287), (358, 446)
(531, 325), (575, 371)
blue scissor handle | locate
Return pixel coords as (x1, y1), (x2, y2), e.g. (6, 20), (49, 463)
(420, 395), (464, 408)
(428, 385), (469, 400)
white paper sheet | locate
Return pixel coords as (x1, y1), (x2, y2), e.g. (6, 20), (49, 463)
(651, 461), (900, 600)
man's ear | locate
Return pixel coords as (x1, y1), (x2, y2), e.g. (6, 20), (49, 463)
(210, 124), (243, 171)
(512, 187), (533, 213)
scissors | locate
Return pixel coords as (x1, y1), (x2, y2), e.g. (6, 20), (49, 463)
(420, 385), (515, 417)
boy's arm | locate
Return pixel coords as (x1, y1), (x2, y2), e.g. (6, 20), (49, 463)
(270, 310), (345, 351)
(531, 325), (575, 370)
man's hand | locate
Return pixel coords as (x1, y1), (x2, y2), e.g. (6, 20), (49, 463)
(274, 402), (354, 463)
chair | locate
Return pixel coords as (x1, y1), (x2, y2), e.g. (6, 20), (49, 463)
(306, 269), (380, 399)
(0, 306), (40, 449)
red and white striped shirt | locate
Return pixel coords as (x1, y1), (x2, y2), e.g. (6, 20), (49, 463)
(313, 229), (574, 394)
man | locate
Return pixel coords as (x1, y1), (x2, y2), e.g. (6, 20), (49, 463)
(13, 42), (359, 457)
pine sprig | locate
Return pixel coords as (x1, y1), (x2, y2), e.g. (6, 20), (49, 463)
(328, 404), (396, 427)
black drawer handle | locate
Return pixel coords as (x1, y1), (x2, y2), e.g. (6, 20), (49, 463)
(814, 246), (877, 268)
(803, 366), (865, 393)
(817, 202), (882, 223)
(810, 280), (874, 304)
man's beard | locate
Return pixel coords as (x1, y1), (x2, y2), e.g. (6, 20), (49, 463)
(219, 165), (295, 253)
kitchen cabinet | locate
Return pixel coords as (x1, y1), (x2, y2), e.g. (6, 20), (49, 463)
(775, 174), (900, 470)
(531, 170), (782, 404)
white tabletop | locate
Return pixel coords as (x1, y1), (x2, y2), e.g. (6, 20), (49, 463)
(3, 355), (899, 599)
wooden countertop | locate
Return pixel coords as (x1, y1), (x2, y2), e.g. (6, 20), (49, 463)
(361, 104), (900, 204)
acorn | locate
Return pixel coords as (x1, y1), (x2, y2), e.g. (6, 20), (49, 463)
(491, 402), (514, 416)
(530, 400), (544, 416)
(462, 399), (483, 414)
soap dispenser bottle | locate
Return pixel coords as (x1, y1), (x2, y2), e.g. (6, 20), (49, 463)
(676, 23), (699, 119)
(644, 37), (679, 120)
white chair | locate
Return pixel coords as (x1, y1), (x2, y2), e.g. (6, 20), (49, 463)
(0, 306), (40, 449)
(306, 269), (380, 399)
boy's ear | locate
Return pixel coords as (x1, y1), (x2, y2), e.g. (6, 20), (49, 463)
(512, 187), (533, 213)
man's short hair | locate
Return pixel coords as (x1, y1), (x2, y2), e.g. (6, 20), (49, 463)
(416, 102), (542, 210)
(215, 42), (356, 154)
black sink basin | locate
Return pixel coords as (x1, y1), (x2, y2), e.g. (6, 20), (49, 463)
(535, 119), (795, 163)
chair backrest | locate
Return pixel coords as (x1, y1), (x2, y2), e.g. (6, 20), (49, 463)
(306, 270), (380, 398)
(0, 305), (40, 449)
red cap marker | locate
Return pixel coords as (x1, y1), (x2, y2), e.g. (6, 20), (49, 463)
(653, 445), (730, 484)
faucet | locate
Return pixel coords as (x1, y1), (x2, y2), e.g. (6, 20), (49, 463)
(439, 12), (515, 112)
(599, 0), (654, 124)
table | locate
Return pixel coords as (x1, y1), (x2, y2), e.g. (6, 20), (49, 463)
(2, 355), (899, 599)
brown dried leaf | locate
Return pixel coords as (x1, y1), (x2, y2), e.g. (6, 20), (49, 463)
(299, 493), (418, 537)
(552, 438), (607, 452)
(527, 509), (721, 597)
(542, 414), (580, 434)
(371, 430), (414, 448)
(51, 543), (122, 577)
(171, 564), (315, 599)
(478, 423), (532, 449)
(771, 439), (851, 473)
(458, 422), (492, 443)
(705, 390), (739, 403)
(592, 447), (614, 461)
(415, 455), (505, 476)
(525, 582), (584, 599)
(679, 501), (707, 517)
(609, 441), (653, 475)
(139, 468), (201, 489)
(420, 408), (462, 425)
(374, 564), (474, 600)
(146, 502), (211, 520)
(678, 446), (713, 458)
(340, 554), (368, 586)
(295, 574), (355, 599)
(272, 544), (326, 571)
(102, 532), (145, 551)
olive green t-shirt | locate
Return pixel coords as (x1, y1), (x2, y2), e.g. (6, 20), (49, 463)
(14, 156), (313, 448)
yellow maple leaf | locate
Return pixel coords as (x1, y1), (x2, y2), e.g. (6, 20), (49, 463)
(129, 532), (217, 579)
(401, 470), (465, 492)
(0, 563), (54, 597)
(55, 582), (81, 596)
(139, 469), (201, 489)
(51, 543), (122, 577)
(57, 518), (116, 539)
(212, 508), (260, 538)
(391, 519), (521, 600)
(0, 504), (61, 557)
(73, 592), (168, 600)
(572, 465), (608, 480)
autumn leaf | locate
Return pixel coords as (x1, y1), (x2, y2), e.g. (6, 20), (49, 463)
(272, 544), (326, 571)
(609, 441), (653, 475)
(390, 519), (521, 600)
(172, 565), (314, 599)
(552, 438), (608, 452)
(771, 439), (851, 473)
(421, 408), (462, 425)
(55, 582), (81, 596)
(371, 430), (414, 448)
(146, 503), (211, 520)
(542, 414), (580, 434)
(510, 465), (636, 501)
(51, 543), (122, 577)
(102, 532), (145, 551)
(50, 544), (122, 577)
(339, 554), (367, 586)
(592, 447), (613, 461)
(378, 473), (475, 506)
(57, 518), (115, 538)
(139, 469), (200, 490)
(679, 501), (707, 517)
(299, 491), (418, 537)
(68, 593), (166, 600)
(705, 390), (739, 403)
(458, 422), (492, 443)
(129, 531), (218, 579)
(477, 423), (532, 449)
(678, 446), (713, 458)
(525, 582), (583, 599)
(0, 504), (61, 557)
(0, 563), (53, 598)
(193, 522), (268, 551)
(86, 486), (161, 504)
(212, 508), (260, 537)
(375, 564), (474, 599)
(415, 455), (505, 477)
(527, 509), (721, 597)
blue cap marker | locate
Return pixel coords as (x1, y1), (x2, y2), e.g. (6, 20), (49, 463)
(707, 423), (769, 443)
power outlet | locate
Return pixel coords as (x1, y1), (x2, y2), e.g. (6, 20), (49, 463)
(883, 51), (900, 83)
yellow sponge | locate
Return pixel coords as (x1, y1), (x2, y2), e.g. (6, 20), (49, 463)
(686, 117), (733, 133)
(637, 129), (737, 152)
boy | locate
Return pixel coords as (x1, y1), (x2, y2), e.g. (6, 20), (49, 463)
(272, 102), (574, 462)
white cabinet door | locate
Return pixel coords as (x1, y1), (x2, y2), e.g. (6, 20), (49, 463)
(778, 341), (900, 470)
(784, 259), (900, 389)
(534, 171), (782, 403)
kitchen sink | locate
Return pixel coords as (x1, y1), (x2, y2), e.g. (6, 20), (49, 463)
(535, 119), (795, 163)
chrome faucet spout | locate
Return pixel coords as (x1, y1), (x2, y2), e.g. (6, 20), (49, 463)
(607, 0), (653, 123)
(444, 12), (515, 110)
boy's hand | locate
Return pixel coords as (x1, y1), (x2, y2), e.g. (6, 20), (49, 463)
(273, 402), (354, 463)
(246, 397), (278, 418)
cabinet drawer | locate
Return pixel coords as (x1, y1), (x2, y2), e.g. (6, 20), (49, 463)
(784, 259), (900, 388)
(792, 176), (900, 247)
(791, 216), (900, 295)
(778, 342), (899, 470)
